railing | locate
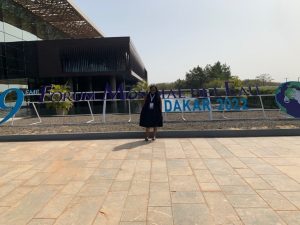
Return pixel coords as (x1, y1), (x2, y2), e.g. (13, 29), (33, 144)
(1, 90), (297, 126)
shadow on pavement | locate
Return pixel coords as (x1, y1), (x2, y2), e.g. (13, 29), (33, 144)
(113, 140), (151, 151)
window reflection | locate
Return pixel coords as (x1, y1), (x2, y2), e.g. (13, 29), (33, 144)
(0, 0), (66, 79)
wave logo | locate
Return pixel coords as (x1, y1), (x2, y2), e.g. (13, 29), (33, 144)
(275, 82), (300, 118)
(0, 88), (24, 125)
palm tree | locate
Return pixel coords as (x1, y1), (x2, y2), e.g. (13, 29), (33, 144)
(131, 80), (148, 113)
(132, 80), (149, 93)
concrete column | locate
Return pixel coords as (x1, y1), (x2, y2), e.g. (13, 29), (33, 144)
(110, 76), (117, 113)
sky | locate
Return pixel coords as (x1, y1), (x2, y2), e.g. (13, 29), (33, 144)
(74, 0), (300, 84)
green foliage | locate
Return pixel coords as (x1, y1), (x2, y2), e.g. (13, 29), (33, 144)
(46, 84), (73, 115)
(179, 61), (232, 89)
(154, 61), (232, 90)
(173, 79), (186, 89)
(242, 75), (279, 87)
(203, 79), (224, 89)
(156, 82), (176, 90)
(131, 80), (149, 92)
(256, 74), (273, 86)
(203, 62), (231, 80)
(185, 66), (207, 88)
(230, 76), (243, 88)
(258, 86), (277, 95)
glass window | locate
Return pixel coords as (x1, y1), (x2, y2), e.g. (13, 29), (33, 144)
(4, 33), (22, 42)
(0, 31), (4, 42)
(22, 30), (38, 41)
(4, 22), (22, 39)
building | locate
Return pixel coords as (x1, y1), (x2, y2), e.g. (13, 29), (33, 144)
(0, 0), (147, 94)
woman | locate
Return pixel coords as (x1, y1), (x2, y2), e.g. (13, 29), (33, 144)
(139, 85), (163, 141)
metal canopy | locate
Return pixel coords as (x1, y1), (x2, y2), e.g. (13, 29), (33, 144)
(11, 0), (104, 38)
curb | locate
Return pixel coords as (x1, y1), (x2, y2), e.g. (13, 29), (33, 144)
(0, 129), (300, 142)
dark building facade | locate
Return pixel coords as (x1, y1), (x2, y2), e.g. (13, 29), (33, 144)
(0, 0), (147, 93)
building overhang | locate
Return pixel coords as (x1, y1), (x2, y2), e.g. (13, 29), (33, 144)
(11, 0), (104, 38)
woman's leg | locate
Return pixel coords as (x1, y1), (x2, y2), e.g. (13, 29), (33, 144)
(145, 128), (150, 141)
(152, 127), (157, 140)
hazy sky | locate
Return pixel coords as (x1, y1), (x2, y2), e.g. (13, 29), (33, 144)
(74, 0), (300, 83)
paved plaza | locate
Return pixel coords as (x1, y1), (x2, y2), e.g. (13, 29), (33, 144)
(0, 137), (300, 225)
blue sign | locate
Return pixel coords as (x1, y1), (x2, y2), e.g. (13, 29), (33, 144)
(0, 88), (24, 125)
(275, 82), (300, 118)
(162, 97), (248, 112)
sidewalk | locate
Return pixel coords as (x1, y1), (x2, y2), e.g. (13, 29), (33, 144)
(0, 137), (300, 225)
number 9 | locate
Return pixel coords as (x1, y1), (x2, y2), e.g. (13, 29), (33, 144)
(0, 88), (24, 125)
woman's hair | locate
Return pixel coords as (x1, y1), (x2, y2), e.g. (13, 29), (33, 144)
(149, 85), (158, 92)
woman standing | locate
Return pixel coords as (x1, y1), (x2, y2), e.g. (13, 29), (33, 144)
(139, 85), (163, 141)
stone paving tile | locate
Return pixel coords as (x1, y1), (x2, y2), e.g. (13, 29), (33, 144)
(149, 182), (170, 206)
(204, 192), (243, 225)
(236, 208), (287, 225)
(119, 222), (146, 225)
(221, 185), (256, 195)
(147, 207), (173, 225)
(167, 159), (193, 176)
(93, 168), (120, 180)
(204, 159), (236, 175)
(226, 194), (269, 208)
(110, 181), (131, 192)
(199, 182), (221, 192)
(244, 177), (273, 190)
(150, 172), (168, 182)
(188, 159), (206, 169)
(0, 186), (33, 207)
(235, 168), (258, 178)
(194, 169), (215, 183)
(35, 194), (74, 218)
(225, 157), (248, 169)
(280, 192), (300, 209)
(0, 185), (60, 225)
(129, 180), (150, 196)
(54, 196), (104, 225)
(247, 163), (282, 175)
(277, 211), (300, 225)
(171, 191), (204, 204)
(27, 219), (56, 225)
(169, 175), (200, 191)
(276, 166), (300, 183)
(214, 174), (247, 186)
(60, 181), (85, 195)
(120, 195), (148, 222)
(93, 191), (127, 225)
(0, 206), (9, 216)
(172, 204), (214, 225)
(261, 174), (300, 191)
(257, 190), (297, 210)
(0, 137), (300, 225)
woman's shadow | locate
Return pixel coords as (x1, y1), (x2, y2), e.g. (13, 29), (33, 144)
(113, 140), (150, 151)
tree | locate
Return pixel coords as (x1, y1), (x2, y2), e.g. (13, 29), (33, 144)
(156, 82), (176, 90)
(173, 79), (186, 89)
(183, 62), (232, 88)
(255, 74), (273, 86)
(185, 66), (207, 88)
(230, 76), (242, 87)
(205, 61), (231, 80)
(131, 80), (149, 92)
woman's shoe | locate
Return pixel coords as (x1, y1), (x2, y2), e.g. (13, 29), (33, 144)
(152, 136), (156, 141)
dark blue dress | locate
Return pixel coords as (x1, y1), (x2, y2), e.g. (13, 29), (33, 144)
(139, 93), (163, 128)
